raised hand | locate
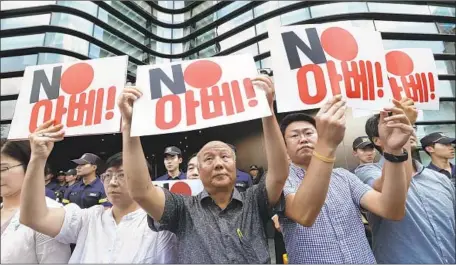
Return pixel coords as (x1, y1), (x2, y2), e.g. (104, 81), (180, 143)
(393, 98), (418, 125)
(29, 120), (65, 160)
(117, 85), (143, 126)
(314, 95), (347, 149)
(252, 75), (275, 109)
(379, 107), (413, 154)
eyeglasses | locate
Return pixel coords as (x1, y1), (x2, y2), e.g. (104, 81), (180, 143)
(0, 164), (23, 172)
(101, 172), (125, 182)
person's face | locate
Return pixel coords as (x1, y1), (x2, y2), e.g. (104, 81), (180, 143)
(76, 163), (96, 176)
(197, 141), (236, 191)
(0, 154), (24, 198)
(164, 154), (182, 172)
(187, 156), (199, 179)
(249, 169), (259, 178)
(65, 174), (77, 183)
(44, 173), (53, 182)
(427, 142), (455, 159)
(57, 174), (66, 183)
(353, 146), (376, 164)
(101, 166), (132, 206)
(409, 132), (418, 150)
(284, 121), (318, 164)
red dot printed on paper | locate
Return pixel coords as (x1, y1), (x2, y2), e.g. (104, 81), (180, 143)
(60, 63), (94, 94)
(320, 27), (359, 61)
(184, 60), (223, 89)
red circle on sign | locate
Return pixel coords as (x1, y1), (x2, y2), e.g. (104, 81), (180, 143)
(170, 182), (192, 196)
(385, 51), (414, 76)
(321, 27), (358, 61)
(184, 60), (222, 89)
(61, 63), (94, 94)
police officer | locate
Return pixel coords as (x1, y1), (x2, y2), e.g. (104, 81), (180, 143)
(62, 153), (111, 208)
(420, 132), (456, 185)
(352, 136), (376, 173)
(156, 146), (186, 181)
(55, 169), (77, 204)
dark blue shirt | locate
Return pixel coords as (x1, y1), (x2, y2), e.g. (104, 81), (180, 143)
(45, 187), (56, 200)
(428, 162), (456, 185)
(46, 181), (59, 192)
(62, 178), (111, 208)
(156, 171), (186, 181)
(235, 169), (253, 192)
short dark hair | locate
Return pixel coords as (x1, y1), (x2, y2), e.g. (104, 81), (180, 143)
(365, 114), (383, 153)
(44, 164), (53, 176)
(280, 113), (316, 137)
(1, 139), (31, 172)
(105, 152), (153, 176)
(188, 153), (197, 165)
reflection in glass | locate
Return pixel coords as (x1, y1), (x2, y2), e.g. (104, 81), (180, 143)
(1, 34), (45, 51)
(98, 8), (145, 43)
(0, 1), (55, 10)
(0, 77), (23, 96)
(0, 100), (16, 121)
(51, 13), (94, 35)
(367, 2), (430, 15)
(57, 0), (98, 16)
(93, 26), (144, 60)
(375, 21), (438, 34)
(310, 2), (368, 18)
(1, 14), (51, 30)
(0, 124), (11, 139)
(0, 55), (38, 72)
(37, 53), (79, 64)
(44, 33), (89, 56)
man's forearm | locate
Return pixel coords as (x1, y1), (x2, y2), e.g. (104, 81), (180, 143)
(122, 123), (154, 198)
(20, 157), (50, 226)
(379, 149), (408, 220)
(290, 143), (335, 226)
(262, 114), (289, 204)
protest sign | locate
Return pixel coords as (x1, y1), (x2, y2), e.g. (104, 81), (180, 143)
(269, 24), (392, 112)
(131, 54), (271, 136)
(153, 179), (204, 196)
(385, 48), (439, 110)
(8, 56), (128, 140)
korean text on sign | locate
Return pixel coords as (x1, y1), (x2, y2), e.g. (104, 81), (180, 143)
(8, 56), (128, 140)
(131, 54), (272, 137)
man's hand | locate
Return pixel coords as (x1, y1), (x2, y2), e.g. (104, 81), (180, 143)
(379, 107), (413, 154)
(393, 98), (418, 125)
(29, 120), (64, 161)
(252, 75), (274, 109)
(315, 95), (347, 149)
(117, 85), (143, 127)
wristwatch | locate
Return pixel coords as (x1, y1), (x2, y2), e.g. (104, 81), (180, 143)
(383, 149), (408, 163)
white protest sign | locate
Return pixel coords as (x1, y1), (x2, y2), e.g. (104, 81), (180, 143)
(153, 179), (204, 196)
(131, 54), (271, 136)
(269, 24), (392, 112)
(8, 56), (128, 140)
(385, 48), (439, 110)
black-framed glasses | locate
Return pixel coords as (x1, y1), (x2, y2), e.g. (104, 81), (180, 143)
(101, 172), (125, 182)
(1, 164), (23, 172)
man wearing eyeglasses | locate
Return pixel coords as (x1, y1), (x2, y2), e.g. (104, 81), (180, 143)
(19, 124), (177, 263)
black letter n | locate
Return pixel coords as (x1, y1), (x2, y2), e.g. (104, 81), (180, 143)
(29, 66), (62, 104)
(149, 64), (186, 100)
(281, 28), (327, 70)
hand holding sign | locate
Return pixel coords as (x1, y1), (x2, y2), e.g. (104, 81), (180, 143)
(379, 107), (413, 153)
(393, 98), (418, 125)
(252, 75), (275, 109)
(29, 120), (65, 160)
(315, 95), (347, 150)
(117, 86), (143, 127)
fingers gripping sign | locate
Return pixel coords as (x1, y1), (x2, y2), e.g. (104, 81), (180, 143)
(29, 120), (65, 160)
(315, 95), (347, 149)
(379, 106), (413, 153)
(252, 75), (275, 109)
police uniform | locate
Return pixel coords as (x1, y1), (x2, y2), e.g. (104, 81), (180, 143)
(156, 146), (187, 181)
(62, 153), (111, 208)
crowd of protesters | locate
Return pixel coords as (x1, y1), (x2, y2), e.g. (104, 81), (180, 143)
(1, 75), (455, 263)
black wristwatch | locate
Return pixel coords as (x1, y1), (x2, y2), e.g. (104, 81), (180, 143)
(383, 149), (408, 163)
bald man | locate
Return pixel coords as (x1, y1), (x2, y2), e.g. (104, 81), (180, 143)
(119, 75), (289, 263)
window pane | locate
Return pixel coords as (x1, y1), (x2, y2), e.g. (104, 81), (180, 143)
(367, 3), (430, 15)
(98, 8), (145, 43)
(51, 13), (94, 35)
(1, 34), (45, 50)
(1, 124), (11, 139)
(57, 0), (98, 17)
(254, 1), (280, 34)
(0, 77), (23, 96)
(0, 55), (37, 72)
(1, 14), (51, 30)
(438, 80), (456, 98)
(232, 43), (259, 57)
(93, 26), (144, 60)
(436, 60), (456, 75)
(280, 7), (310, 26)
(418, 101), (456, 122)
(0, 1), (55, 10)
(0, 100), (16, 121)
(375, 21), (438, 34)
(218, 27), (255, 53)
(89, 43), (115, 59)
(310, 2), (368, 18)
(382, 40), (447, 53)
(44, 32), (89, 56)
(106, 1), (147, 28)
(37, 53), (79, 64)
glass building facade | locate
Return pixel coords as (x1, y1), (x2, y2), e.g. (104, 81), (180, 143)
(1, 1), (455, 172)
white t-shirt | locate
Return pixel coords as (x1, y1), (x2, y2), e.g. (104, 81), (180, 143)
(55, 203), (177, 263)
(1, 197), (71, 263)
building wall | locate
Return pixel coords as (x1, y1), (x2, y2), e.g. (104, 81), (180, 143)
(1, 1), (455, 172)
